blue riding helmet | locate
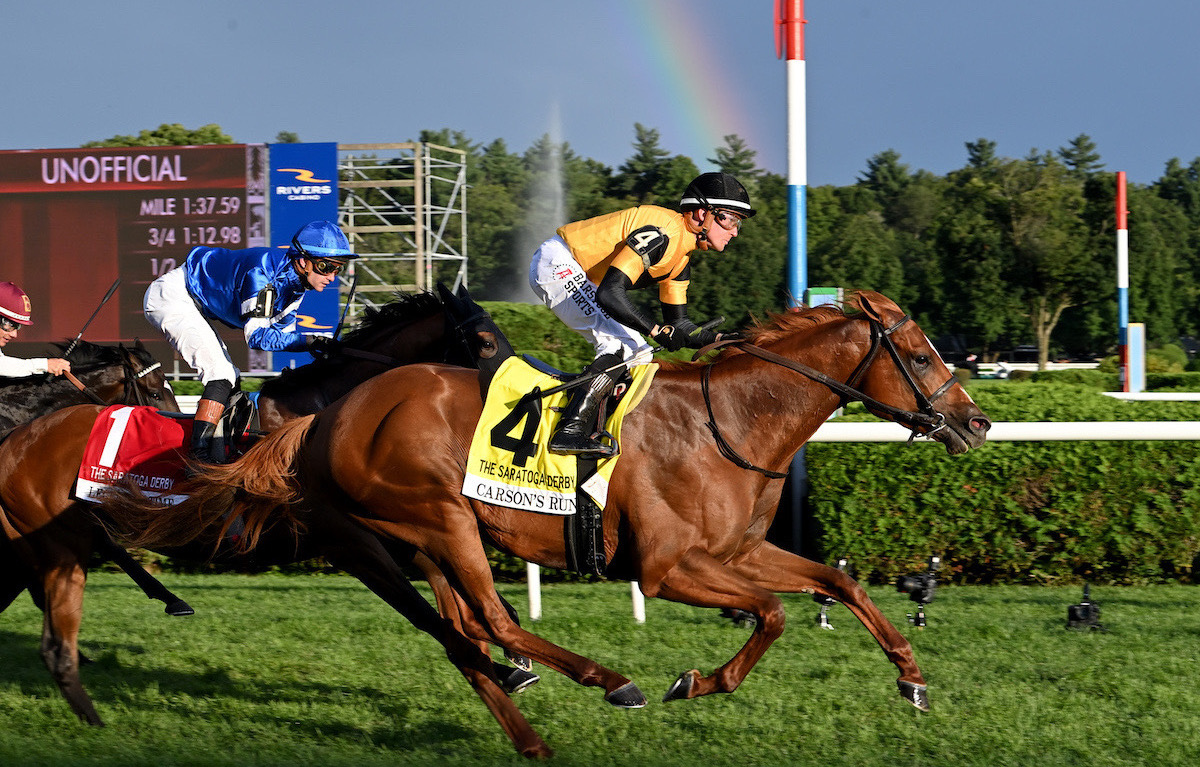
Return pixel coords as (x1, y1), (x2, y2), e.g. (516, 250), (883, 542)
(288, 221), (358, 260)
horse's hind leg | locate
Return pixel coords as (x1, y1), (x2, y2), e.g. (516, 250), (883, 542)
(318, 518), (552, 758)
(404, 522), (645, 708)
(40, 560), (103, 725)
(410, 551), (538, 690)
(94, 533), (194, 616)
(730, 542), (928, 710)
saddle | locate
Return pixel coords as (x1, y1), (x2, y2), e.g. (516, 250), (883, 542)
(519, 354), (633, 449)
(157, 389), (261, 462)
(517, 355), (636, 577)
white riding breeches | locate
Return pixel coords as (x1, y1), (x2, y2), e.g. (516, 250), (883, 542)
(143, 267), (239, 385)
(528, 236), (652, 364)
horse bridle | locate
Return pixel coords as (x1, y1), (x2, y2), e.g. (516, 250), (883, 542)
(64, 356), (163, 407)
(702, 314), (959, 478)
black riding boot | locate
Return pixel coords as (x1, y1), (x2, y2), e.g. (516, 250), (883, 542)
(549, 354), (624, 458)
(190, 379), (233, 465)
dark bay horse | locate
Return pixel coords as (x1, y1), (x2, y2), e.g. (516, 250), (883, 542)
(0, 287), (539, 747)
(0, 339), (187, 615)
(107, 290), (991, 756)
(0, 339), (175, 432)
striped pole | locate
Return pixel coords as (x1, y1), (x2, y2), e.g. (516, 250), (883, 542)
(1116, 171), (1129, 392)
(777, 0), (806, 309)
(777, 1), (809, 556)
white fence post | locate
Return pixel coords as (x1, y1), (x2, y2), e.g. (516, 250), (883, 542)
(526, 562), (541, 621)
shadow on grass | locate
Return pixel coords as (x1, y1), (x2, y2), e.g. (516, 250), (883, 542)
(0, 627), (485, 751)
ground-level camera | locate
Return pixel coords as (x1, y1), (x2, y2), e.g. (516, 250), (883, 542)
(814, 557), (849, 630)
(897, 556), (941, 627)
(1066, 583), (1104, 631)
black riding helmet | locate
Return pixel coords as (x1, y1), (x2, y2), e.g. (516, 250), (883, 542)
(679, 172), (756, 218)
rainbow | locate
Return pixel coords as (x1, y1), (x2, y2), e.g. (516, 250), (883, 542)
(616, 0), (761, 170)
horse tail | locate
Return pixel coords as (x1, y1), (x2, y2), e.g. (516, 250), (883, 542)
(100, 415), (316, 555)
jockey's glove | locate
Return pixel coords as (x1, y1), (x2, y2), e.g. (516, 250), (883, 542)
(672, 318), (720, 349)
(306, 334), (340, 356)
(651, 325), (688, 352)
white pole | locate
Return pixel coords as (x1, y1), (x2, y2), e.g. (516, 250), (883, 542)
(526, 562), (542, 621)
(631, 581), (646, 623)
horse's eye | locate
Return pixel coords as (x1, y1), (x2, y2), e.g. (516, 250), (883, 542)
(914, 354), (930, 366)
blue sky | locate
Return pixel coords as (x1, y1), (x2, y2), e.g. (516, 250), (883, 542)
(3, 1), (1198, 187)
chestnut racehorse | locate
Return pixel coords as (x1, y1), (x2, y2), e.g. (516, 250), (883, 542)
(107, 291), (991, 756)
(0, 287), (539, 747)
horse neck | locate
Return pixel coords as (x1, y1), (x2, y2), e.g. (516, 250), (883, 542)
(258, 310), (449, 422)
(0, 370), (109, 430)
(705, 317), (873, 468)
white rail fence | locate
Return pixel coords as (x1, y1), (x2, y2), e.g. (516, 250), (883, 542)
(174, 395), (1200, 622)
(540, 417), (1200, 623)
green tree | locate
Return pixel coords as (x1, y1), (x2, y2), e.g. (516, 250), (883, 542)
(858, 149), (911, 201)
(1154, 157), (1200, 226)
(274, 131), (301, 144)
(83, 123), (234, 147)
(611, 123), (673, 203)
(1057, 133), (1104, 178)
(965, 138), (999, 170)
(709, 134), (761, 180)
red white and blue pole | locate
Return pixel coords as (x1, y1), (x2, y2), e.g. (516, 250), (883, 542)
(777, 1), (809, 554)
(1116, 171), (1130, 391)
(777, 0), (806, 309)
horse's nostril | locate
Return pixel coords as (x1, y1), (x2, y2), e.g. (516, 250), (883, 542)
(971, 417), (991, 432)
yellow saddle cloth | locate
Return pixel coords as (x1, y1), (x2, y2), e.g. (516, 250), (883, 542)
(462, 356), (656, 515)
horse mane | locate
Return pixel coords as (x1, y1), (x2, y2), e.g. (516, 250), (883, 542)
(45, 339), (120, 370)
(654, 301), (853, 372)
(339, 291), (443, 346)
(0, 340), (125, 392)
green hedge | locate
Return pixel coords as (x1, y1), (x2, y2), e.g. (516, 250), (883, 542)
(808, 384), (1200, 585)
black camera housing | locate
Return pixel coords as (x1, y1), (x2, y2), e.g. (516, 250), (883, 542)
(1067, 584), (1103, 630)
(896, 556), (941, 605)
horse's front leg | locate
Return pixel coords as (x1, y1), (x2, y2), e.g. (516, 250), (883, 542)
(729, 541), (929, 711)
(641, 548), (788, 702)
(39, 559), (104, 725)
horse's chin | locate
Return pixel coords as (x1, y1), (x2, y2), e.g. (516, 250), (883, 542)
(933, 426), (971, 455)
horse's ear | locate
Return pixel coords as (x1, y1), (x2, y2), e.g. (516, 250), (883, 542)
(134, 338), (146, 351)
(436, 282), (456, 305)
(855, 292), (885, 322)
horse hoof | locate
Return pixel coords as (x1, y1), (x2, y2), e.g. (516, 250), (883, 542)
(662, 670), (698, 703)
(505, 650), (533, 672)
(498, 667), (541, 695)
(164, 600), (195, 617)
(897, 680), (930, 712)
(605, 681), (647, 708)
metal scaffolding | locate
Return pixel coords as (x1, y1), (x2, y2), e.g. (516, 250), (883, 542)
(337, 142), (468, 321)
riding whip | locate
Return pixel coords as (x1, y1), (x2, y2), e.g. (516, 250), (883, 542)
(536, 316), (726, 399)
(333, 272), (359, 341)
(65, 277), (120, 357)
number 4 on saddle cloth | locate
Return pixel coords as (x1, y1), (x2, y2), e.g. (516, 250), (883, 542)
(463, 356), (656, 574)
(74, 395), (258, 507)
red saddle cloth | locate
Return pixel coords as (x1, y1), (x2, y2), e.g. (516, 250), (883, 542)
(74, 405), (192, 506)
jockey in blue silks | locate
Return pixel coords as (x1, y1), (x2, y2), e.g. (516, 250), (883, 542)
(144, 220), (356, 462)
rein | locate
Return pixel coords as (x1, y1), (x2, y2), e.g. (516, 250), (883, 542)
(702, 314), (959, 478)
(64, 371), (106, 405)
(64, 355), (163, 407)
